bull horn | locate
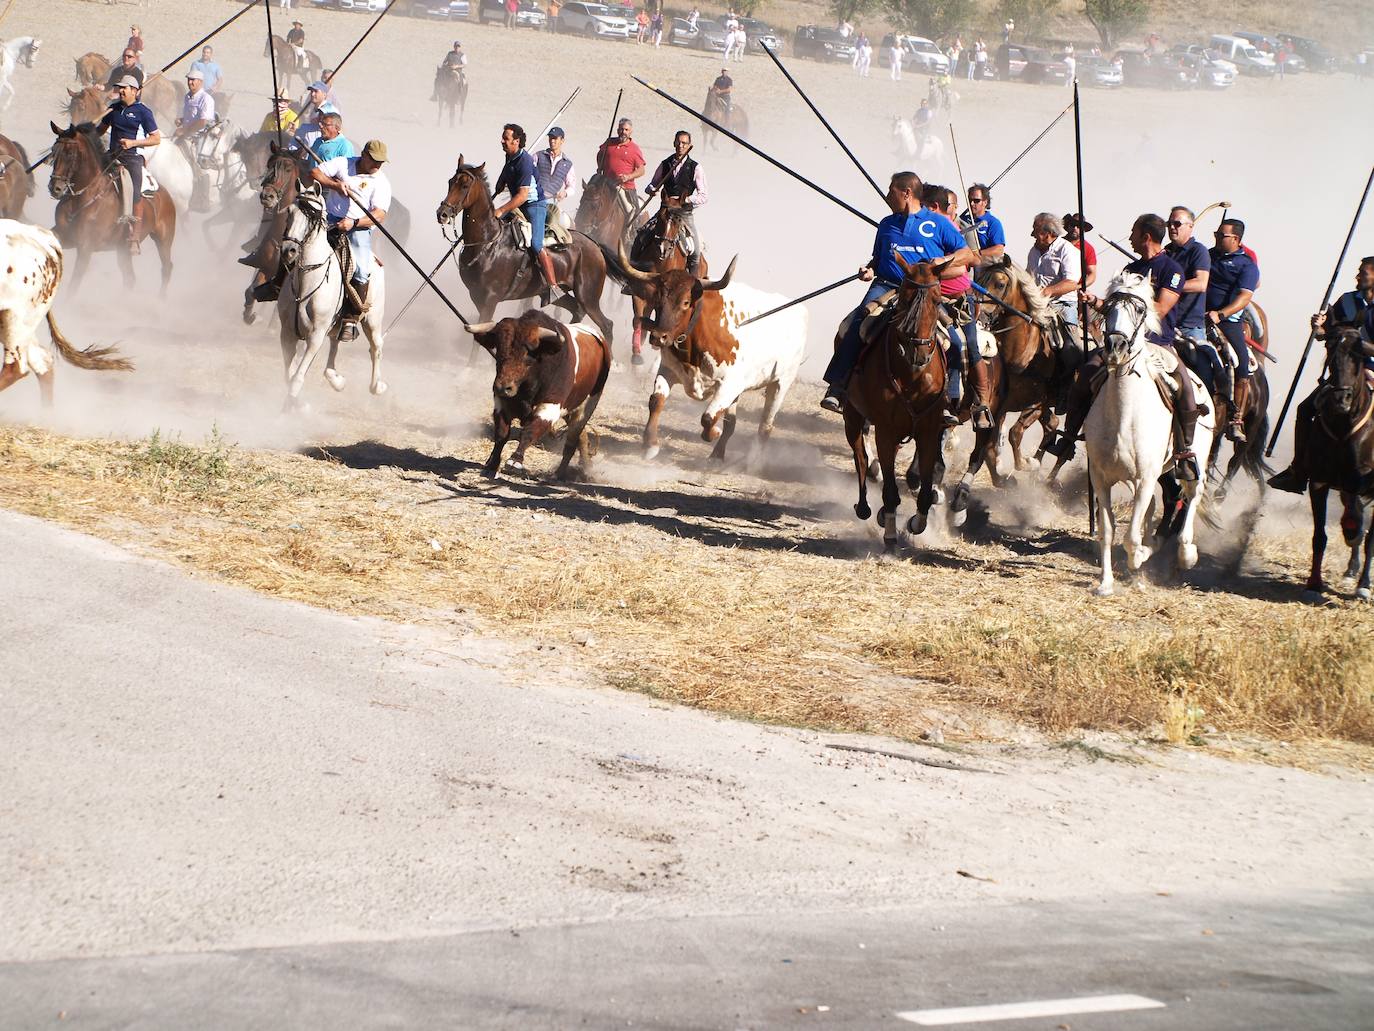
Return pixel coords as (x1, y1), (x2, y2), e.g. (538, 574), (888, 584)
(537, 327), (562, 344)
(617, 238), (655, 283)
(700, 256), (737, 293)
(462, 321), (499, 334)
(67, 87), (79, 98)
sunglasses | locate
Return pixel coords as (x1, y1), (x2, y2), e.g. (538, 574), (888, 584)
(1215, 233), (1238, 240)
(1167, 220), (1191, 228)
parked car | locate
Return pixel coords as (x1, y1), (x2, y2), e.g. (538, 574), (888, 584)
(1276, 33), (1336, 73)
(1016, 46), (1070, 84)
(1208, 35), (1277, 75)
(401, 0), (470, 16)
(739, 17), (782, 54)
(1233, 31), (1305, 72)
(1067, 53), (1122, 87)
(666, 17), (698, 47)
(560, 1), (630, 37)
(1179, 53), (1233, 88)
(1114, 48), (1196, 88)
(880, 34), (949, 74)
(793, 25), (855, 62)
(694, 18), (728, 52)
(1169, 44), (1238, 75)
(479, 0), (546, 27)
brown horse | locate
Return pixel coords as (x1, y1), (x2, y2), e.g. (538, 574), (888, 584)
(434, 65), (467, 127)
(1203, 317), (1275, 503)
(66, 77), (178, 129)
(47, 122), (175, 293)
(702, 91), (748, 151)
(0, 132), (34, 219)
(239, 141), (302, 325)
(1303, 324), (1374, 600)
(620, 198), (706, 365)
(265, 35), (322, 94)
(436, 156), (614, 359)
(73, 51), (110, 87)
(573, 172), (634, 252)
(843, 255), (951, 551)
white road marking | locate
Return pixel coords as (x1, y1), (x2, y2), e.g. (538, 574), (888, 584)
(897, 993), (1166, 1025)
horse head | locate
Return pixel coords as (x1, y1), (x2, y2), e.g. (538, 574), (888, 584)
(437, 155), (487, 225)
(20, 38), (40, 69)
(46, 121), (90, 199)
(573, 173), (619, 239)
(195, 117), (227, 169)
(260, 141), (303, 211)
(891, 253), (946, 366)
(280, 186), (326, 270)
(1323, 324), (1374, 417)
(1100, 271), (1157, 370)
(63, 86), (104, 125)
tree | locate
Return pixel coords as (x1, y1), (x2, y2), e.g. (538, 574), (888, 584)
(828, 0), (878, 26)
(994, 0), (1061, 40)
(1082, 0), (1148, 50)
(885, 0), (964, 39)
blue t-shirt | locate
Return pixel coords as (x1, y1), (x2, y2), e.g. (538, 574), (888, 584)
(871, 209), (965, 285)
(99, 101), (158, 159)
(298, 128), (355, 168)
(494, 149), (541, 205)
(1205, 248), (1259, 314)
(1164, 238), (1211, 330)
(969, 210), (1006, 250)
(189, 59), (223, 91)
(1124, 251), (1185, 346)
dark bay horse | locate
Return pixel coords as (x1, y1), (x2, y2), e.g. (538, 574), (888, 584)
(0, 131), (34, 218)
(265, 35), (322, 93)
(48, 122), (174, 293)
(436, 156), (614, 358)
(1204, 312), (1275, 503)
(435, 65), (467, 127)
(702, 91), (748, 151)
(843, 255), (951, 551)
(574, 172), (635, 251)
(1303, 324), (1374, 600)
(240, 141), (302, 324)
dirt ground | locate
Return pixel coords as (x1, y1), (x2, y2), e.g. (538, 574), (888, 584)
(3, 1), (1373, 754)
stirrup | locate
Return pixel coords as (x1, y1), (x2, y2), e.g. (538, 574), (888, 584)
(971, 404), (993, 431)
(338, 319), (360, 342)
(1226, 420), (1247, 443)
(1267, 467), (1307, 495)
(820, 390), (844, 414)
(1173, 450), (1199, 481)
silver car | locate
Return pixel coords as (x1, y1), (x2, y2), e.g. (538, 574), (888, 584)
(667, 17), (699, 47)
(559, 1), (631, 38)
(1068, 54), (1122, 87)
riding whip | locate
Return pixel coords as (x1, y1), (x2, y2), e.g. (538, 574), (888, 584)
(27, 0), (269, 173)
(631, 75), (879, 229)
(758, 41), (885, 203)
(1267, 161), (1374, 456)
(737, 271), (862, 327)
(386, 87), (582, 335)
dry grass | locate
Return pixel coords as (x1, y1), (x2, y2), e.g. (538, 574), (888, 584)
(2, 423), (1372, 756)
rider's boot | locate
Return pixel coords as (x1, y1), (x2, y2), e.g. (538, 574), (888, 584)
(339, 279), (367, 342)
(1268, 403), (1312, 494)
(1046, 363), (1104, 461)
(968, 359), (994, 431)
(1170, 367), (1201, 481)
(1227, 376), (1250, 443)
(686, 251), (700, 278)
(124, 203), (142, 256)
(1055, 330), (1085, 414)
(536, 249), (561, 304)
(252, 261), (288, 303)
(943, 365), (962, 428)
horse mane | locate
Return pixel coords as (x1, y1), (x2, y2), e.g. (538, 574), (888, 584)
(1105, 271), (1161, 337)
(69, 122), (106, 162)
(459, 162), (492, 194)
(997, 259), (1056, 328)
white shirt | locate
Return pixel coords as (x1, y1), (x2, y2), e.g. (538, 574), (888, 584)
(181, 89), (215, 124)
(1027, 238), (1081, 296)
(318, 156), (392, 221)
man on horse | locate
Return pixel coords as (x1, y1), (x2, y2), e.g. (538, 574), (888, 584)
(961, 182), (1005, 263)
(97, 75), (160, 252)
(1051, 213), (1201, 477)
(536, 125), (575, 230)
(105, 47), (144, 91)
(299, 79), (339, 129)
(1269, 256), (1374, 493)
(925, 183), (990, 428)
(261, 88), (298, 138)
(1026, 212), (1087, 406)
(913, 98), (934, 137)
(308, 138), (391, 341)
(820, 170), (975, 413)
(431, 41), (466, 103)
(493, 122), (560, 298)
(710, 68), (734, 114)
(299, 110), (354, 170)
(1164, 205), (1223, 418)
(642, 130), (707, 276)
(174, 70), (216, 210)
(1205, 218), (1260, 443)
(286, 20), (307, 64)
(1063, 212), (1095, 287)
(595, 118), (646, 219)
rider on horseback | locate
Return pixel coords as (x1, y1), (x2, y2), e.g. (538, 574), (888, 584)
(98, 75), (160, 253)
(104, 48), (144, 91)
(287, 20), (307, 59)
(1269, 256), (1374, 494)
(536, 126), (575, 231)
(924, 183), (990, 429)
(595, 118), (646, 218)
(1165, 205), (1225, 429)
(493, 122), (560, 299)
(912, 98), (934, 138)
(642, 130), (707, 277)
(311, 139), (391, 342)
(430, 41), (466, 103)
(820, 170), (976, 413)
(261, 88), (299, 137)
(1026, 212), (1086, 410)
(710, 68), (733, 114)
(1051, 213), (1201, 478)
(1206, 219), (1260, 443)
(961, 183), (1005, 263)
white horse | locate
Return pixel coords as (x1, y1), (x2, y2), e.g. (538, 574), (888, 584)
(1087, 272), (1214, 597)
(142, 135), (195, 216)
(891, 116), (945, 174)
(0, 36), (40, 111)
(276, 190), (386, 409)
(0, 220), (131, 402)
(192, 117), (260, 246)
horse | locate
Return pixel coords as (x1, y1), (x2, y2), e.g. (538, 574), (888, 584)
(265, 35), (322, 94)
(434, 65), (467, 127)
(65, 78), (178, 134)
(275, 186), (387, 409)
(0, 37), (39, 111)
(1086, 272), (1215, 597)
(573, 172), (634, 252)
(842, 255), (951, 551)
(0, 220), (132, 403)
(701, 90), (748, 151)
(47, 122), (175, 294)
(241, 141), (304, 325)
(436, 156), (615, 360)
(73, 51), (110, 87)
(1301, 323), (1374, 601)
(1199, 317), (1275, 504)
(0, 132), (35, 219)
(620, 198), (706, 365)
(192, 116), (263, 248)
(891, 117), (944, 173)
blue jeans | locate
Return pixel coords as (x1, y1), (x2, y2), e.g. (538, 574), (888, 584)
(825, 281), (896, 389)
(526, 200), (548, 254)
(1054, 299), (1078, 326)
(1177, 325), (1222, 395)
(329, 217), (373, 285)
(1215, 318), (1253, 380)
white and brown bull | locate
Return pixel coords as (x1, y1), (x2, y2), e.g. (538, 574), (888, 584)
(465, 309), (611, 480)
(613, 242), (807, 462)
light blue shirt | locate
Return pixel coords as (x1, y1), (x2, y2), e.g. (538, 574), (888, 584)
(188, 59), (223, 91)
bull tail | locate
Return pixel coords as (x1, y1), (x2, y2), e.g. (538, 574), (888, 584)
(47, 311), (134, 372)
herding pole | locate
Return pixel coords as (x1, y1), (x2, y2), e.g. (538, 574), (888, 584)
(327, 0), (399, 85)
(1266, 162), (1374, 456)
(263, 0), (283, 149)
(607, 88), (623, 141)
(758, 41), (886, 203)
(988, 101), (1072, 191)
(1072, 79), (1095, 535)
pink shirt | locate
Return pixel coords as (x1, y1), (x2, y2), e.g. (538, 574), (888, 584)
(940, 271), (971, 297)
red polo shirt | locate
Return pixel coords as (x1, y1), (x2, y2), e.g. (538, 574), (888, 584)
(596, 137), (646, 190)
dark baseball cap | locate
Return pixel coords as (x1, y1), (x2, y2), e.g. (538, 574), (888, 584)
(547, 126), (564, 138)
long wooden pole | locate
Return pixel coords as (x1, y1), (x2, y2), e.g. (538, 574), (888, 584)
(1072, 80), (1095, 536)
(263, 0), (283, 149)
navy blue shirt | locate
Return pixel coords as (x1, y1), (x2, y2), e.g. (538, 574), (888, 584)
(1330, 289), (1371, 329)
(1124, 251), (1185, 346)
(1164, 238), (1210, 330)
(1205, 247), (1259, 313)
(494, 148), (540, 205)
(99, 100), (158, 158)
(871, 209), (965, 285)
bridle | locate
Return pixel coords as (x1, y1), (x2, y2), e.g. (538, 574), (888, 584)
(48, 135), (116, 204)
(895, 279), (939, 365)
(259, 151), (300, 212)
(1319, 328), (1374, 439)
(280, 194), (344, 337)
(1101, 289), (1151, 374)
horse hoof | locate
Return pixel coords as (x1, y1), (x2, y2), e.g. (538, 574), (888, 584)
(949, 482), (970, 514)
(243, 309), (257, 326)
(1178, 543), (1199, 570)
(854, 501), (871, 520)
(952, 507), (967, 528)
(1002, 474), (1018, 490)
(876, 509), (889, 528)
(1358, 587), (1372, 603)
(867, 460), (880, 479)
(1301, 588), (1326, 605)
(1094, 583), (1115, 598)
(932, 486), (945, 506)
(906, 512), (928, 535)
(324, 370), (346, 392)
(643, 445), (660, 462)
(504, 459), (526, 474)
(1127, 546), (1153, 571)
(371, 380), (388, 396)
(631, 352), (645, 366)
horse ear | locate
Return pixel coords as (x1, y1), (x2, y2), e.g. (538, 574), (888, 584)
(67, 88), (78, 98)
(893, 251), (913, 274)
(475, 162), (485, 174)
(581, 178), (587, 189)
(456, 152), (464, 167)
(50, 120), (62, 135)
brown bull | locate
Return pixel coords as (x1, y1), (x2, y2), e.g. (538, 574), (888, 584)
(466, 310), (612, 480)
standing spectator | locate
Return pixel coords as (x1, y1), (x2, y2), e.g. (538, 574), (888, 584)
(505, 0), (518, 29)
(1276, 44), (1288, 80)
(686, 6), (699, 30)
(636, 8), (649, 43)
(889, 41), (903, 80)
(995, 42), (1010, 80)
(126, 25), (144, 60)
(948, 38), (962, 77)
(1003, 18), (1014, 42)
(650, 7), (663, 47)
(973, 39), (987, 80)
(855, 37), (872, 77)
(1063, 50), (1075, 84)
(547, 0), (560, 31)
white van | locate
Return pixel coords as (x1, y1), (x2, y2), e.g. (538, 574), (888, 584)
(1208, 35), (1276, 75)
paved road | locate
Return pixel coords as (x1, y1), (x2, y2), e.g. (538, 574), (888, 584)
(2, 510), (1370, 1029)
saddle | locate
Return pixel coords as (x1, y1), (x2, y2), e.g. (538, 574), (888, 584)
(115, 164), (160, 200)
(508, 208), (571, 249)
(632, 213), (696, 262)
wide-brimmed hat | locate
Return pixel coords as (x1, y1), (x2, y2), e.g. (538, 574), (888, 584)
(362, 139), (388, 162)
(272, 88), (293, 102)
(1064, 212), (1094, 233)
(292, 19), (303, 26)
(114, 74), (140, 89)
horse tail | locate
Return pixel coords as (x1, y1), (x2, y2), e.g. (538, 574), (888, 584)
(47, 312), (134, 372)
(1244, 410), (1276, 481)
(11, 140), (34, 196)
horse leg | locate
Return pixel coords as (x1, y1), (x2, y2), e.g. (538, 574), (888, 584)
(708, 403), (738, 461)
(906, 425), (941, 537)
(1358, 497), (1374, 602)
(323, 335), (345, 392)
(843, 403), (871, 521)
(874, 424), (902, 552)
(363, 307), (387, 396)
(1175, 478), (1202, 572)
(643, 368), (674, 460)
(153, 220), (174, 300)
(1123, 475), (1157, 574)
(116, 243), (136, 291)
(287, 324), (328, 408)
(1093, 473), (1116, 596)
(1305, 485), (1329, 596)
